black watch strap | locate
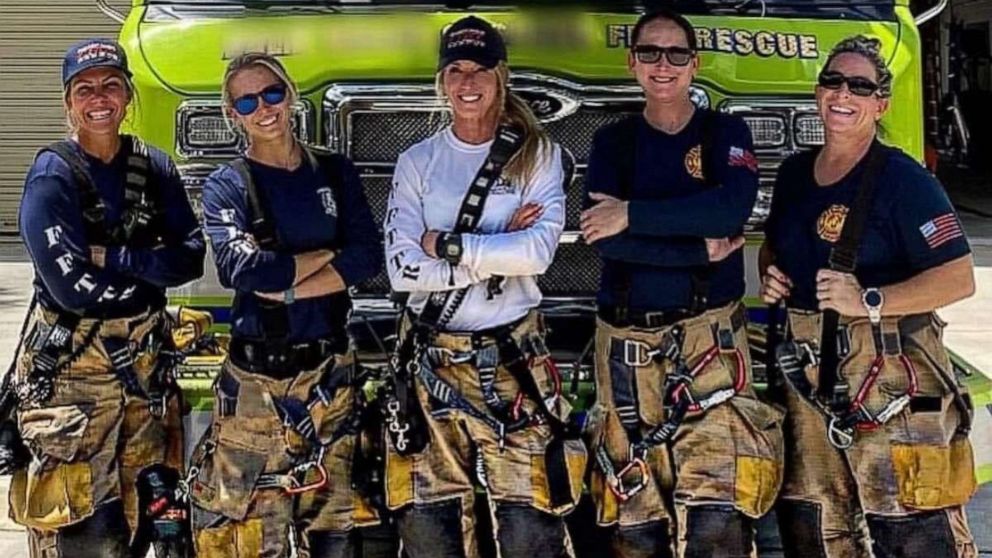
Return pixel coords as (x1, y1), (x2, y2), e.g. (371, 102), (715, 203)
(436, 232), (463, 265)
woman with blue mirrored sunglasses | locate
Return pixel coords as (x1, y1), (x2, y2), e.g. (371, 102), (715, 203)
(194, 52), (385, 558)
(231, 83), (288, 116)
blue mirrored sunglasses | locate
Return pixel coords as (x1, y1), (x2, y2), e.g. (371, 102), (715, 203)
(232, 85), (287, 116)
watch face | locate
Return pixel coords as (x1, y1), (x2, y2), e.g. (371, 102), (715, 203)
(864, 290), (883, 307)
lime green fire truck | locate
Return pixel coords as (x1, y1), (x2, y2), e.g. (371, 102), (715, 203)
(111, 0), (991, 487)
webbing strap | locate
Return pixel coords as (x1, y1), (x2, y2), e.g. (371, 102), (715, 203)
(416, 353), (510, 439)
(414, 125), (525, 333)
(230, 157), (280, 250)
(493, 331), (575, 508)
(43, 136), (159, 246)
(608, 338), (642, 444)
(102, 336), (144, 397)
(231, 146), (343, 341)
(817, 143), (886, 410)
(609, 110), (718, 319)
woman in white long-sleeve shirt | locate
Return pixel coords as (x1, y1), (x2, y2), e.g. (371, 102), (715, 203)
(381, 15), (586, 558)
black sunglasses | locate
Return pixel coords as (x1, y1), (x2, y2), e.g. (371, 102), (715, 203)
(232, 84), (288, 116)
(817, 71), (880, 98)
(631, 45), (695, 67)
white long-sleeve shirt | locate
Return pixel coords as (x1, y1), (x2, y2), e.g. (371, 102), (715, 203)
(385, 126), (567, 331)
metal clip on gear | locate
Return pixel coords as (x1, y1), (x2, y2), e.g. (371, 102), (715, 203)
(611, 453), (650, 502)
(284, 446), (329, 495)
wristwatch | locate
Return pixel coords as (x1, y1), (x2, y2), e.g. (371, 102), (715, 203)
(436, 232), (464, 266)
(861, 287), (884, 324)
(284, 286), (296, 305)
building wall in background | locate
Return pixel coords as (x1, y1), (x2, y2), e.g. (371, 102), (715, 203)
(0, 1), (131, 235)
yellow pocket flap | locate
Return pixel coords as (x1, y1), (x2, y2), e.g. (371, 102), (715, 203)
(891, 438), (976, 510)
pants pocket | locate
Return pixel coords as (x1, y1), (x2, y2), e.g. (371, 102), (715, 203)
(9, 461), (95, 531)
(728, 397), (785, 517)
(890, 436), (976, 510)
(18, 405), (90, 462)
(190, 421), (271, 521)
(10, 397), (124, 531)
(530, 437), (586, 515)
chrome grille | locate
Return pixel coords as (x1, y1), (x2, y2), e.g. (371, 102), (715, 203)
(543, 110), (634, 163)
(349, 111), (448, 163)
(723, 100), (822, 231)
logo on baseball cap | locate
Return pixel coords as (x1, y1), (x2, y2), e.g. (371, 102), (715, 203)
(438, 16), (507, 71)
(62, 39), (131, 86)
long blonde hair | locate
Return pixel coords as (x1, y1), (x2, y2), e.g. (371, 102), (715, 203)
(221, 52), (299, 145)
(436, 61), (552, 187)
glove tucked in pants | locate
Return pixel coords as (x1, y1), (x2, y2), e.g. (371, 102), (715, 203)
(8, 307), (185, 558)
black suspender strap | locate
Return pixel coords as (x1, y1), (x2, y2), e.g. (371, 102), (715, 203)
(609, 109), (719, 321)
(43, 137), (158, 247)
(386, 126), (525, 457)
(413, 125), (526, 332)
(611, 116), (641, 325)
(45, 141), (108, 242)
(817, 142), (886, 410)
(230, 152), (288, 341)
(690, 110), (719, 313)
(230, 156), (281, 250)
(118, 137), (161, 247)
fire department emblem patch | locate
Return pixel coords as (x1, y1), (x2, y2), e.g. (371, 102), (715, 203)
(817, 204), (849, 243)
(685, 145), (704, 180)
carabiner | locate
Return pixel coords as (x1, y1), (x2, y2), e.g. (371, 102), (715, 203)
(285, 460), (329, 495)
(827, 416), (855, 450)
(609, 456), (650, 502)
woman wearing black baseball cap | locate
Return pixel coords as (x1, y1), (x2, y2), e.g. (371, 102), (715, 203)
(7, 39), (204, 557)
(382, 16), (584, 558)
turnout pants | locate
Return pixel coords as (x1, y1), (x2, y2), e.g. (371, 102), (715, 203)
(589, 302), (785, 558)
(189, 351), (379, 558)
(8, 306), (184, 558)
(776, 310), (977, 558)
(384, 311), (587, 558)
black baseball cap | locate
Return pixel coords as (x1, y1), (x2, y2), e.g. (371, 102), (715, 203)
(62, 38), (131, 86)
(438, 16), (507, 71)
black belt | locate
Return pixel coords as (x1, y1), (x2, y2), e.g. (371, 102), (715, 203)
(598, 305), (703, 329)
(229, 336), (347, 378)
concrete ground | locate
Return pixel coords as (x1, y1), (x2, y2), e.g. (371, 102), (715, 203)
(0, 204), (990, 555)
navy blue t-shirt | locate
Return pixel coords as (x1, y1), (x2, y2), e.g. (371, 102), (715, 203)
(19, 140), (205, 317)
(202, 153), (381, 342)
(585, 109), (760, 312)
(766, 143), (971, 311)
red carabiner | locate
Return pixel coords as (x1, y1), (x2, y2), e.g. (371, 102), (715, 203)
(671, 346), (746, 412)
(851, 354), (919, 432)
(284, 461), (329, 495)
(609, 457), (650, 502)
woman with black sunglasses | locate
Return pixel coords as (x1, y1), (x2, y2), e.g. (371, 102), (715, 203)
(580, 8), (782, 558)
(193, 53), (384, 558)
(761, 36), (978, 556)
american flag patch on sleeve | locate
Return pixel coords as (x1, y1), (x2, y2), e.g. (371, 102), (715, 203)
(919, 212), (963, 249)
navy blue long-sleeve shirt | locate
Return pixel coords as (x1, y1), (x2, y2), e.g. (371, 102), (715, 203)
(585, 110), (759, 311)
(202, 152), (382, 342)
(19, 140), (205, 317)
